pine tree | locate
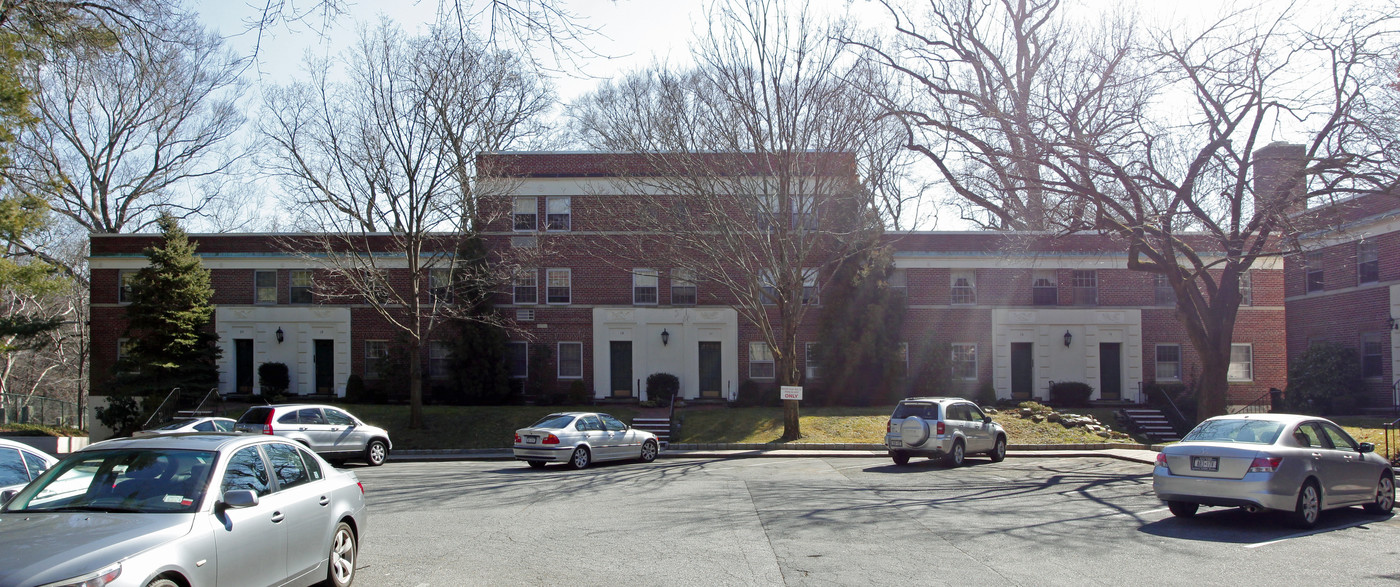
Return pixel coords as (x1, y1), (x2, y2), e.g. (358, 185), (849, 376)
(446, 233), (511, 405)
(813, 245), (905, 406)
(115, 213), (220, 395)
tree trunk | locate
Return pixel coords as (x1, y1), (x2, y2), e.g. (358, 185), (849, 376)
(776, 330), (801, 441)
(1195, 347), (1231, 420)
(408, 340), (424, 429)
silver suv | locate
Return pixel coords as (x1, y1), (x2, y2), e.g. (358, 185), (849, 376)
(235, 404), (392, 466)
(884, 397), (1007, 466)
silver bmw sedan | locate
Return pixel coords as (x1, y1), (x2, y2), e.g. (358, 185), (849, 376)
(0, 433), (366, 587)
(1153, 413), (1394, 528)
(513, 412), (661, 469)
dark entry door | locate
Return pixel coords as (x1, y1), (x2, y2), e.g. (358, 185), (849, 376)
(235, 339), (254, 394)
(314, 339), (334, 395)
(699, 341), (722, 398)
(1099, 343), (1121, 401)
(610, 341), (633, 398)
(1011, 343), (1033, 400)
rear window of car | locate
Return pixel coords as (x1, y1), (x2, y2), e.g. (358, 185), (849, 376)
(891, 403), (939, 420)
(1182, 419), (1285, 444)
(529, 414), (576, 429)
(237, 407), (273, 425)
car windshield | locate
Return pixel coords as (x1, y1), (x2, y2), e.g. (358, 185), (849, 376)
(1182, 419), (1285, 445)
(153, 420), (195, 431)
(237, 407), (272, 425)
(3, 448), (216, 514)
(891, 403), (939, 420)
(529, 414), (577, 429)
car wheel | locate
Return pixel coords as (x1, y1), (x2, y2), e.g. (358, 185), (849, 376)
(146, 579), (179, 587)
(891, 451), (910, 466)
(1364, 474), (1395, 514)
(365, 440), (388, 467)
(1167, 500), (1199, 518)
(1290, 480), (1322, 529)
(639, 440), (659, 463)
(569, 446), (591, 469)
(327, 521), (356, 587)
(943, 440), (965, 467)
(527, 460), (547, 469)
(989, 436), (1007, 463)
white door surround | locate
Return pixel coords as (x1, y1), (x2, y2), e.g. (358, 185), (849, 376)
(592, 307), (738, 400)
(991, 309), (1143, 401)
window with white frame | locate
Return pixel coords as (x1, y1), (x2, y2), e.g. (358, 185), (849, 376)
(513, 270), (537, 305)
(805, 342), (822, 380)
(889, 269), (907, 299)
(513, 197), (537, 231)
(1239, 270), (1252, 306)
(1032, 270), (1057, 305)
(1071, 270), (1097, 305)
(1227, 344), (1253, 382)
(754, 191), (778, 231)
(428, 341), (451, 379)
(794, 194), (817, 229)
(255, 271), (277, 304)
(365, 340), (389, 379)
(671, 268), (696, 305)
(760, 271), (777, 305)
(117, 338), (137, 373)
(558, 342), (583, 379)
(950, 270), (976, 304)
(429, 268), (453, 304)
(1154, 274), (1174, 306)
(896, 342), (909, 378)
(1362, 333), (1384, 378)
(546, 268), (571, 304)
(289, 270), (313, 304)
(951, 343), (977, 380)
(506, 341), (528, 379)
(1155, 344), (1181, 381)
(633, 269), (658, 305)
(1305, 251), (1324, 292)
(546, 196), (571, 231)
(749, 342), (775, 379)
(118, 270), (137, 304)
(1358, 241), (1379, 284)
(802, 268), (818, 305)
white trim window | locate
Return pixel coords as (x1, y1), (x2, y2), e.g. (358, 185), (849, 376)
(1305, 251), (1324, 293)
(896, 342), (909, 378)
(1032, 270), (1057, 305)
(633, 269), (658, 305)
(794, 194), (817, 230)
(546, 196), (571, 231)
(760, 271), (777, 305)
(1155, 344), (1182, 381)
(255, 271), (277, 305)
(428, 341), (451, 379)
(289, 270), (313, 304)
(558, 342), (583, 379)
(749, 342), (775, 379)
(365, 340), (389, 379)
(1153, 274), (1174, 306)
(1239, 270), (1252, 306)
(1362, 332), (1384, 379)
(507, 341), (528, 379)
(802, 268), (818, 305)
(1071, 270), (1097, 305)
(117, 338), (138, 374)
(1228, 344), (1253, 382)
(546, 268), (571, 304)
(805, 342), (822, 380)
(513, 269), (537, 305)
(513, 197), (537, 231)
(951, 343), (977, 380)
(118, 270), (137, 304)
(1358, 240), (1379, 284)
(671, 268), (697, 305)
(950, 270), (976, 304)
(889, 269), (907, 299)
(429, 268), (453, 304)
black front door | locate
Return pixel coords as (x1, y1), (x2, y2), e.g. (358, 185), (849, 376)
(1011, 343), (1033, 400)
(610, 341), (633, 398)
(235, 339), (253, 394)
(1100, 343), (1122, 401)
(699, 341), (722, 398)
(314, 339), (334, 395)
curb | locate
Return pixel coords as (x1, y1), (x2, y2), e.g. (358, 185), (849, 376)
(388, 444), (1161, 465)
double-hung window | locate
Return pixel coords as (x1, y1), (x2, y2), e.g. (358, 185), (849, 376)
(1155, 344), (1181, 381)
(1227, 344), (1253, 382)
(896, 342), (909, 378)
(429, 268), (453, 304)
(255, 271), (277, 304)
(513, 197), (537, 231)
(289, 270), (313, 304)
(950, 270), (976, 304)
(1032, 270), (1057, 305)
(1071, 270), (1097, 305)
(507, 342), (528, 379)
(513, 270), (537, 305)
(760, 271), (777, 305)
(793, 194), (817, 229)
(546, 268), (571, 304)
(1358, 241), (1379, 284)
(546, 197), (571, 231)
(558, 342), (583, 379)
(428, 341), (451, 379)
(118, 270), (137, 304)
(805, 343), (822, 380)
(749, 342), (775, 379)
(1305, 251), (1324, 293)
(671, 268), (697, 305)
(1362, 333), (1385, 379)
(1239, 270), (1252, 306)
(889, 269), (907, 301)
(365, 341), (389, 379)
(1154, 274), (1174, 306)
(633, 269), (658, 305)
(951, 343), (977, 380)
(802, 269), (819, 305)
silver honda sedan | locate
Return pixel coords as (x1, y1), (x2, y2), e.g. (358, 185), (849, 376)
(1153, 413), (1394, 528)
(0, 433), (366, 587)
(513, 412), (660, 469)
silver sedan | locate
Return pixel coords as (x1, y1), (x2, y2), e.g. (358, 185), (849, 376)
(0, 433), (366, 587)
(1153, 413), (1394, 528)
(513, 412), (660, 469)
(133, 417), (237, 436)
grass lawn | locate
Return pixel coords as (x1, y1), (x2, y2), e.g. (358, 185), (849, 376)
(341, 404), (638, 450)
(677, 406), (1140, 445)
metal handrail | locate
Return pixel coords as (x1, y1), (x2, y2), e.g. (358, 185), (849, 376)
(1146, 385), (1191, 434)
(1393, 378), (1400, 416)
(141, 387), (181, 429)
(1228, 388), (1274, 414)
(1384, 418), (1400, 464)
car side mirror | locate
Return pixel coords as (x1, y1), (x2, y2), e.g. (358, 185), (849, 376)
(0, 489), (16, 506)
(1359, 442), (1375, 454)
(983, 416), (992, 424)
(220, 489), (259, 510)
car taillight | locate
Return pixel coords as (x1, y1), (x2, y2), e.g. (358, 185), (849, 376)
(1248, 457), (1282, 473)
(543, 434), (560, 444)
(1155, 453), (1167, 467)
(886, 420), (892, 433)
(514, 433), (522, 443)
(357, 481), (364, 494)
(263, 410), (275, 435)
(936, 421), (945, 435)
(262, 424), (273, 435)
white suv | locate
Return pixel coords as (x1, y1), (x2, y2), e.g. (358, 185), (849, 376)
(884, 397), (1007, 466)
(235, 404), (392, 466)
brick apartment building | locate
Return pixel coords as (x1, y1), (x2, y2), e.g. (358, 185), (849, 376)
(87, 151), (1289, 434)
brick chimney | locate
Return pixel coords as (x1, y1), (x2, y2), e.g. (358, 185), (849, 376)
(1252, 142), (1308, 217)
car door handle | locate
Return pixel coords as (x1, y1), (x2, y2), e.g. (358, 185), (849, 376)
(298, 427), (308, 431)
(271, 511), (284, 523)
(319, 496), (330, 506)
(1311, 452), (1322, 458)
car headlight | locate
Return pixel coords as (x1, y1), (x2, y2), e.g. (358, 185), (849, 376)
(37, 563), (121, 587)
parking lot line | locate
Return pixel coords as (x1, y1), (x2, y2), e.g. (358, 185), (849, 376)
(1244, 519), (1375, 548)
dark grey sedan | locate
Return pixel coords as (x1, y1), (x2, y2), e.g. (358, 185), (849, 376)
(0, 433), (366, 587)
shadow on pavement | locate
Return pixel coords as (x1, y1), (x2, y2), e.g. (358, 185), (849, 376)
(1137, 505), (1393, 543)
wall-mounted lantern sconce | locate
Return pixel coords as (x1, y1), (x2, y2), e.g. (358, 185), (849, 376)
(1063, 330), (1072, 347)
(661, 328), (670, 346)
(276, 327), (285, 344)
(1390, 316), (1399, 331)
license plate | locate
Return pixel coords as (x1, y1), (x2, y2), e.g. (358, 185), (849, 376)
(526, 436), (538, 444)
(889, 440), (903, 448)
(1190, 456), (1218, 472)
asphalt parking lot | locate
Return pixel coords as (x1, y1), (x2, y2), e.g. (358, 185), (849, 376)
(350, 456), (1400, 586)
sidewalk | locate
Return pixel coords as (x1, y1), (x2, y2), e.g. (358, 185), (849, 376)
(388, 444), (1160, 465)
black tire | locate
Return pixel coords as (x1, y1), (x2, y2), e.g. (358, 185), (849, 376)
(639, 440), (659, 463)
(1167, 500), (1199, 518)
(943, 440), (965, 467)
(326, 521), (356, 587)
(527, 460), (547, 469)
(1364, 474), (1395, 514)
(365, 439), (388, 467)
(989, 436), (1007, 463)
(1290, 480), (1322, 529)
(891, 451), (910, 466)
(569, 446), (591, 469)
(146, 579), (179, 587)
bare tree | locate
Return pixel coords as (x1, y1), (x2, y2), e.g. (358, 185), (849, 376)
(260, 20), (552, 428)
(568, 0), (890, 440)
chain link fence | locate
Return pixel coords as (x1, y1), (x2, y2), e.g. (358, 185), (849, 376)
(2, 396), (81, 428)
